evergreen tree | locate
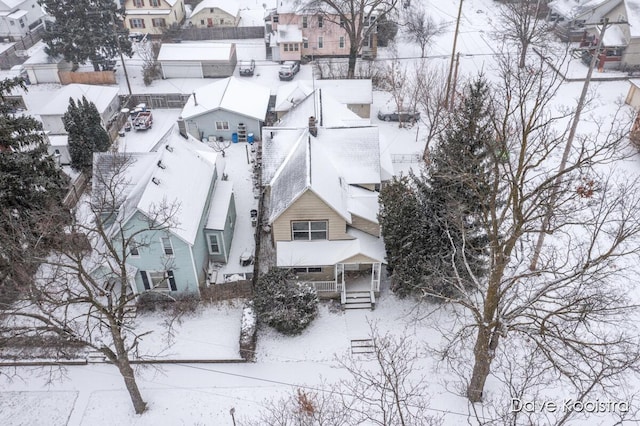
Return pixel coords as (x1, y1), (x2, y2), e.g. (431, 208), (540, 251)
(0, 78), (69, 299)
(63, 96), (111, 173)
(40, 0), (132, 71)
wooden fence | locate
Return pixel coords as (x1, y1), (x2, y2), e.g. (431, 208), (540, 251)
(177, 26), (264, 41)
(122, 93), (190, 109)
(63, 172), (89, 209)
(0, 25), (45, 70)
(59, 70), (116, 85)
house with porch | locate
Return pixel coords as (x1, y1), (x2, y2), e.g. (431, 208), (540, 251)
(262, 91), (391, 310)
(548, 0), (620, 41)
(188, 0), (239, 27)
(123, 0), (186, 34)
(92, 131), (236, 297)
(265, 0), (377, 62)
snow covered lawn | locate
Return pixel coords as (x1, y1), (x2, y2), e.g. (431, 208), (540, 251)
(0, 391), (78, 426)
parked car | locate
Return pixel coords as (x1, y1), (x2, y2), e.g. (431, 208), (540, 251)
(278, 61), (300, 81)
(128, 32), (145, 42)
(239, 59), (256, 76)
(377, 110), (421, 122)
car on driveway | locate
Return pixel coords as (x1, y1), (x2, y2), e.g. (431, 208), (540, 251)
(128, 32), (145, 42)
(377, 110), (421, 122)
(239, 59), (255, 76)
(278, 61), (300, 81)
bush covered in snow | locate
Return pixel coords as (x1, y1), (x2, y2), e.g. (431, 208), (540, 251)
(239, 302), (257, 361)
(253, 269), (318, 335)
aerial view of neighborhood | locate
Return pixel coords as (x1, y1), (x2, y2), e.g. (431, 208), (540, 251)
(3, 0), (640, 424)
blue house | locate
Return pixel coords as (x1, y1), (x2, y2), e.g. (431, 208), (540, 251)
(92, 132), (236, 297)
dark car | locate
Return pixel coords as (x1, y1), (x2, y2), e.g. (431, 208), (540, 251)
(377, 110), (421, 122)
(278, 61), (300, 81)
(239, 59), (256, 76)
(128, 32), (145, 42)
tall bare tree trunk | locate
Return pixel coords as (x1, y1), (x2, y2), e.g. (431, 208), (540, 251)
(518, 42), (528, 69)
(348, 44), (358, 79)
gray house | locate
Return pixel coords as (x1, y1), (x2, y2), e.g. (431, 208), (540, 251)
(92, 132), (237, 297)
(178, 76), (270, 142)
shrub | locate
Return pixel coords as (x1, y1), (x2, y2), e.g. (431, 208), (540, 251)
(253, 269), (318, 335)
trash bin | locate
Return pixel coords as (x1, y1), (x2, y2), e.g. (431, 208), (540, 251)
(247, 133), (254, 144)
(232, 133), (238, 143)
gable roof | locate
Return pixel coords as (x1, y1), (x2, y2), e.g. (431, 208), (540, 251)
(191, 0), (239, 17)
(277, 88), (367, 128)
(180, 76), (270, 122)
(625, 0), (640, 37)
(158, 42), (235, 62)
(549, 0), (620, 19)
(39, 84), (119, 116)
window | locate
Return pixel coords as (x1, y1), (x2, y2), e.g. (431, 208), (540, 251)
(317, 16), (323, 28)
(340, 16), (345, 27)
(19, 18), (24, 28)
(133, 0), (144, 7)
(140, 270), (177, 291)
(284, 43), (299, 52)
(293, 267), (323, 273)
(284, 43), (289, 52)
(318, 36), (323, 49)
(129, 239), (140, 257)
(161, 236), (174, 255)
(292, 221), (328, 240)
(9, 21), (14, 26)
(150, 0), (160, 6)
(130, 18), (145, 29)
(152, 18), (166, 27)
(273, 15), (279, 23)
(207, 234), (221, 254)
(200, 19), (205, 25)
(302, 16), (308, 28)
(339, 36), (345, 49)
(303, 39), (308, 49)
(215, 121), (229, 130)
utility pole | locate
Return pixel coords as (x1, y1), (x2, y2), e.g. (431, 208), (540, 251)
(444, 0), (464, 110)
(111, 12), (132, 96)
(450, 52), (461, 108)
(530, 18), (619, 270)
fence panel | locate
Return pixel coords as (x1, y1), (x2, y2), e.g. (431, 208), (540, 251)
(58, 71), (117, 85)
(178, 26), (264, 41)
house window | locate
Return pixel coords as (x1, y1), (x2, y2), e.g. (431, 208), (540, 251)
(207, 234), (221, 255)
(201, 19), (205, 25)
(152, 18), (166, 27)
(133, 0), (144, 7)
(215, 121), (229, 130)
(293, 267), (323, 273)
(284, 44), (289, 52)
(9, 21), (14, 26)
(140, 270), (177, 291)
(129, 239), (140, 257)
(150, 0), (160, 6)
(302, 16), (308, 28)
(130, 18), (145, 29)
(317, 16), (323, 28)
(161, 236), (174, 255)
(339, 36), (345, 49)
(303, 39), (308, 49)
(19, 19), (24, 28)
(340, 16), (345, 27)
(273, 15), (279, 23)
(318, 36), (323, 49)
(292, 221), (328, 240)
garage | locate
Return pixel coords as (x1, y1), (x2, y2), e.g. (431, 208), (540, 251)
(158, 43), (237, 79)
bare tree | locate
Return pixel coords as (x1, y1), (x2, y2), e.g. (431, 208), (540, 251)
(402, 4), (447, 58)
(303, 0), (401, 79)
(378, 43), (411, 128)
(138, 40), (161, 86)
(412, 61), (449, 160)
(1, 153), (179, 414)
(416, 52), (640, 409)
(495, 0), (550, 68)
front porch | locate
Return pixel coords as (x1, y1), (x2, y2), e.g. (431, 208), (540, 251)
(302, 262), (382, 310)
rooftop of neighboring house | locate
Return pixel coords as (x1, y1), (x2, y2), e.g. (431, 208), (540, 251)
(93, 131), (225, 244)
(549, 0), (620, 19)
(191, 0), (239, 17)
(276, 24), (302, 43)
(180, 76), (270, 121)
(0, 0), (27, 12)
(158, 43), (235, 62)
(275, 79), (373, 113)
(276, 88), (368, 128)
(38, 84), (119, 116)
(625, 0), (640, 37)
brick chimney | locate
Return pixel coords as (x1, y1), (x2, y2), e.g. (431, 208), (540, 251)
(308, 116), (317, 137)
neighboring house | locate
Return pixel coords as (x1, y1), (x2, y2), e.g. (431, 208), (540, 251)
(178, 76), (270, 141)
(21, 43), (71, 84)
(262, 90), (392, 310)
(0, 0), (44, 40)
(274, 79), (373, 119)
(92, 133), (237, 296)
(37, 84), (120, 134)
(266, 0), (377, 62)
(123, 0), (186, 34)
(189, 0), (239, 27)
(548, 0), (619, 40)
(626, 78), (640, 108)
(158, 42), (237, 78)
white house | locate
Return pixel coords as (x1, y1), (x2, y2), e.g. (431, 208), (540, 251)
(0, 0), (44, 40)
(189, 0), (239, 27)
(38, 84), (120, 134)
(158, 42), (238, 78)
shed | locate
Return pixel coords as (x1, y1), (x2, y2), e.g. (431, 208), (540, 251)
(22, 44), (72, 85)
(158, 43), (238, 79)
(46, 134), (71, 165)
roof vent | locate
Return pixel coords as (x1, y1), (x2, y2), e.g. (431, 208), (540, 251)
(157, 160), (166, 169)
(152, 177), (160, 185)
(165, 144), (173, 152)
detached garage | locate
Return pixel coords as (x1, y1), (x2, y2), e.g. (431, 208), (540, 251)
(158, 43), (238, 79)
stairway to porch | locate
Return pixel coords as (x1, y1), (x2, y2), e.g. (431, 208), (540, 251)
(344, 291), (374, 310)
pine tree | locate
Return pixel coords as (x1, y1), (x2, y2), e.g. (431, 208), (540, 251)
(64, 96), (111, 173)
(40, 0), (132, 71)
(0, 78), (69, 299)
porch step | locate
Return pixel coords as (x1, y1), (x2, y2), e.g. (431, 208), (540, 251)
(344, 291), (372, 310)
(351, 339), (375, 354)
(345, 302), (372, 310)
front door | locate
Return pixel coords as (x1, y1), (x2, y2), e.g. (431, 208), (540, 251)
(207, 18), (213, 27)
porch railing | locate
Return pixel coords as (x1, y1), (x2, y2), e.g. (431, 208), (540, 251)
(306, 281), (338, 292)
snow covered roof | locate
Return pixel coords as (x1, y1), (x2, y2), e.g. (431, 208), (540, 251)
(274, 81), (313, 112)
(158, 43), (235, 62)
(603, 23), (627, 45)
(180, 77), (270, 121)
(261, 128), (306, 184)
(238, 7), (267, 26)
(277, 88), (367, 128)
(276, 24), (303, 43)
(347, 185), (379, 224)
(625, 0), (640, 37)
(23, 43), (64, 65)
(276, 0), (302, 14)
(7, 9), (27, 19)
(0, 0), (25, 11)
(315, 79), (373, 105)
(276, 228), (386, 266)
(206, 180), (233, 230)
(191, 0), (239, 17)
(548, 0), (616, 18)
(39, 84), (119, 116)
